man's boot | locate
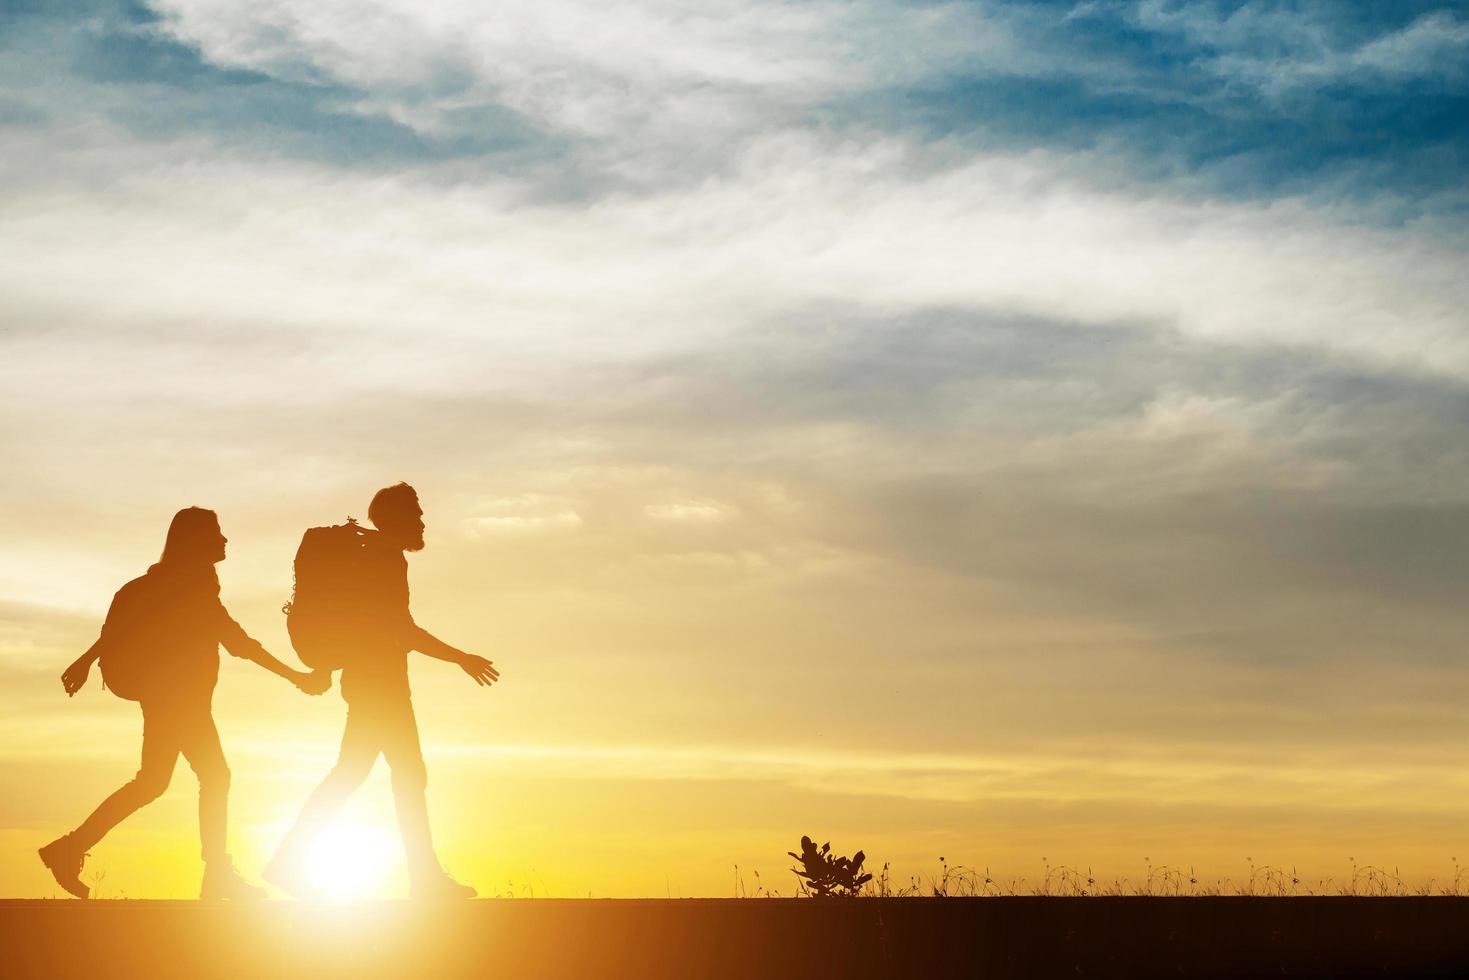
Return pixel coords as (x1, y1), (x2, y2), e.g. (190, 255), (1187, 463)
(410, 866), (477, 900)
(263, 848), (324, 899)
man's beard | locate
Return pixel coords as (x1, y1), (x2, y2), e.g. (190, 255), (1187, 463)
(406, 532), (425, 552)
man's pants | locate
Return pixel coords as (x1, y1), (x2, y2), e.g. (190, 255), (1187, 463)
(73, 697), (231, 863)
(275, 692), (439, 877)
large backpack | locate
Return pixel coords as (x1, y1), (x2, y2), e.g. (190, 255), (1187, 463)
(97, 573), (168, 701)
(283, 518), (376, 671)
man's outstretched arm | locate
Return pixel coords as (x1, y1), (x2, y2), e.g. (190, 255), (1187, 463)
(411, 626), (499, 686)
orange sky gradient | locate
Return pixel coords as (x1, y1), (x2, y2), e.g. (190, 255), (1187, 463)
(5, 0), (1469, 899)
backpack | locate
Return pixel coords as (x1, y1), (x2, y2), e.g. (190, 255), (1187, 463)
(283, 518), (376, 671)
(97, 573), (168, 701)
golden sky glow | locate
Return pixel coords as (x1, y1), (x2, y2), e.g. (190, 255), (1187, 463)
(5, 1), (1469, 898)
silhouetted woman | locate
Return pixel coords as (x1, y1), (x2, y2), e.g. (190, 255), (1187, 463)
(37, 507), (327, 900)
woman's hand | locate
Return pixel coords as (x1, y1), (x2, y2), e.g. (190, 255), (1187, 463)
(61, 657), (93, 697)
(295, 669), (332, 696)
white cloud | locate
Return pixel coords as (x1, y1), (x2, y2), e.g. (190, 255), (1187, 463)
(1352, 11), (1469, 78)
(1132, 3), (1469, 95)
(464, 495), (584, 534)
(643, 498), (737, 524)
(3, 124), (1465, 407)
(143, 0), (1030, 144)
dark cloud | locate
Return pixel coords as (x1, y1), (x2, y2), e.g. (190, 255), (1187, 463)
(850, 77), (1468, 217)
(844, 2), (1469, 219)
(7, 1), (1466, 215)
(16, 306), (1469, 685)
(0, 0), (550, 168)
(589, 308), (1469, 649)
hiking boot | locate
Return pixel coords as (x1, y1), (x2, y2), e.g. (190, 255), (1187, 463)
(200, 860), (268, 902)
(411, 869), (477, 900)
(38, 835), (89, 899)
(262, 852), (324, 900)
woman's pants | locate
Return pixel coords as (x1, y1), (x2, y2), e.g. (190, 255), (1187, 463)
(70, 696), (231, 863)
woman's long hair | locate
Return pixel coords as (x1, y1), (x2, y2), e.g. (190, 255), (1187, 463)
(159, 507), (221, 566)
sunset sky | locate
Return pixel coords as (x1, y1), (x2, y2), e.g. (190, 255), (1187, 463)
(4, 0), (1469, 898)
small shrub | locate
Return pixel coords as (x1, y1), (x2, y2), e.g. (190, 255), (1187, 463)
(788, 835), (873, 897)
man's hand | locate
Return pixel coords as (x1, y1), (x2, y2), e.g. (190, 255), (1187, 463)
(295, 669), (332, 696)
(413, 631), (499, 686)
(61, 657), (93, 697)
(458, 654), (499, 687)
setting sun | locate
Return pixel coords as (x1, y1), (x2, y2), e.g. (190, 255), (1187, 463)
(304, 823), (400, 899)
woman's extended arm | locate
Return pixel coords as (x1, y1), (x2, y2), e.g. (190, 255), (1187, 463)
(61, 638), (104, 697)
(218, 607), (330, 695)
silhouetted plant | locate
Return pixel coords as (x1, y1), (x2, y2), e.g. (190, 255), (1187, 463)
(1139, 857), (1190, 897)
(1240, 857), (1301, 897)
(788, 835), (872, 897)
(1339, 858), (1406, 897)
(754, 853), (1469, 898)
(1038, 857), (1091, 897)
(927, 857), (987, 897)
(490, 875), (547, 899)
(84, 866), (109, 901)
(1446, 857), (1469, 897)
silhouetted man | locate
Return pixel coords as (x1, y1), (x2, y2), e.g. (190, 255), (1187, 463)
(39, 507), (327, 900)
(266, 483), (498, 899)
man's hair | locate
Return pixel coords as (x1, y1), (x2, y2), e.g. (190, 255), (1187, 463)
(160, 506), (220, 564)
(369, 482), (419, 530)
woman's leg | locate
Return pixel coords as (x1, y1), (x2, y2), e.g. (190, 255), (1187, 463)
(176, 703), (230, 865)
(70, 701), (182, 851)
(178, 702), (264, 899)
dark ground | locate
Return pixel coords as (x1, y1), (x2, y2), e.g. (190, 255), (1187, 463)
(5, 896), (1469, 979)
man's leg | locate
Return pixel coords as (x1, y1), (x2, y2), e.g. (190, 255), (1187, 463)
(380, 696), (474, 897)
(266, 700), (380, 888)
(41, 702), (180, 898)
(378, 696), (437, 877)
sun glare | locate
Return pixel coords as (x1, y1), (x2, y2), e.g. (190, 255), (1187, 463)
(306, 824), (400, 898)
